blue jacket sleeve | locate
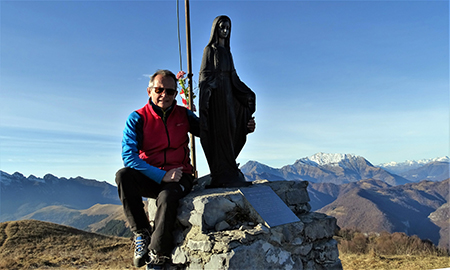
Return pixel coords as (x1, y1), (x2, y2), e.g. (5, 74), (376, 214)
(121, 111), (166, 184)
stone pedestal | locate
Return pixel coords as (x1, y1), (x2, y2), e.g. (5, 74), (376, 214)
(148, 179), (342, 270)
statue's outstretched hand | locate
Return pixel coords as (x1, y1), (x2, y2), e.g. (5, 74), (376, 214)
(162, 167), (183, 183)
(247, 117), (256, 133)
(189, 104), (197, 112)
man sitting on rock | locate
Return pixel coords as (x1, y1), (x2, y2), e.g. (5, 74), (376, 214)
(115, 69), (199, 269)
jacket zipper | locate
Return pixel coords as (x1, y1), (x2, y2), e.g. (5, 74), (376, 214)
(162, 109), (170, 167)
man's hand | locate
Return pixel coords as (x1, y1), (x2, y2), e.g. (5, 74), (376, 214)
(162, 167), (183, 183)
(247, 117), (256, 133)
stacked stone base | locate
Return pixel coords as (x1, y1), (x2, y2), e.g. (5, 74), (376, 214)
(148, 179), (342, 270)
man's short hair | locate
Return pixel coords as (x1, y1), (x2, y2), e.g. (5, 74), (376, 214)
(148, 70), (177, 88)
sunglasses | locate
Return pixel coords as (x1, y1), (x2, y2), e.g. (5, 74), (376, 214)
(153, 87), (176, 96)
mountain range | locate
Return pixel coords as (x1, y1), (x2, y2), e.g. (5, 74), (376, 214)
(378, 156), (449, 174)
(1, 153), (448, 247)
(308, 179), (449, 248)
(241, 153), (449, 248)
(241, 152), (449, 185)
(0, 171), (120, 221)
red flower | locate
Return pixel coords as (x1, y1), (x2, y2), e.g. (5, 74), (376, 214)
(177, 71), (186, 80)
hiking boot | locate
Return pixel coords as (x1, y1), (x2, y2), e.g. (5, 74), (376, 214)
(133, 229), (151, 267)
(146, 249), (168, 270)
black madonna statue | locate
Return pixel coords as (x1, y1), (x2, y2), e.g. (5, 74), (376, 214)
(199, 15), (256, 188)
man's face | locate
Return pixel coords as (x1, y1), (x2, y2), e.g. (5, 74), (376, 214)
(147, 74), (177, 110)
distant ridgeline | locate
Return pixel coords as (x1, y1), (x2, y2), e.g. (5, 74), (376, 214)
(0, 171), (130, 237)
(241, 153), (449, 185)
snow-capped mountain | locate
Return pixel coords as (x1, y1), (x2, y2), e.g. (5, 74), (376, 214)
(296, 152), (368, 167)
(241, 153), (409, 186)
(378, 156), (449, 175)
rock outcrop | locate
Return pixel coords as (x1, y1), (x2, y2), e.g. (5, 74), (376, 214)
(148, 178), (342, 270)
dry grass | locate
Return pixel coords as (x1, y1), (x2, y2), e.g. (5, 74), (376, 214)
(0, 220), (136, 270)
(340, 253), (450, 270)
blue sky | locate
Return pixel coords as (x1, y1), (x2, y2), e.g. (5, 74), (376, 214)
(1, 0), (448, 186)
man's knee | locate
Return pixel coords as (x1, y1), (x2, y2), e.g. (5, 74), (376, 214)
(115, 167), (135, 186)
(157, 185), (183, 205)
(115, 167), (126, 186)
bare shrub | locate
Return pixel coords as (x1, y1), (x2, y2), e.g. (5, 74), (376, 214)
(336, 228), (449, 257)
(374, 231), (396, 255)
(352, 232), (369, 254)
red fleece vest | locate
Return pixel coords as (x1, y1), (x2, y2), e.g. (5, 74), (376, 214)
(135, 103), (193, 174)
